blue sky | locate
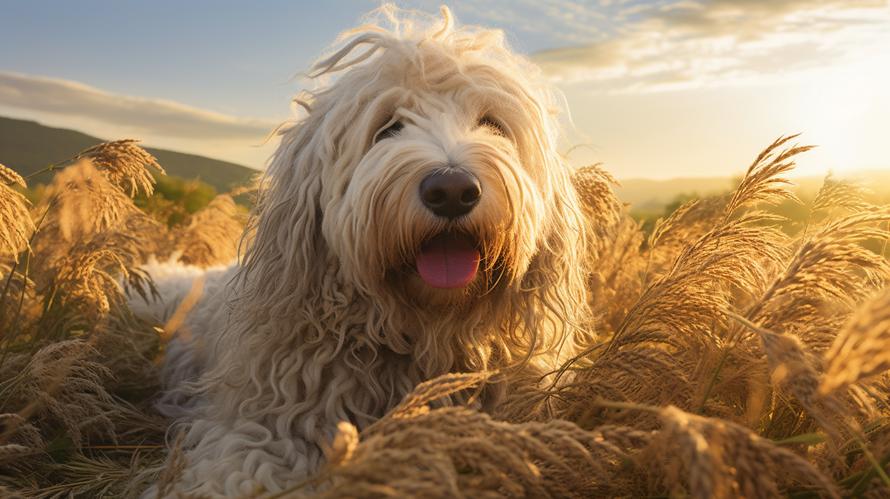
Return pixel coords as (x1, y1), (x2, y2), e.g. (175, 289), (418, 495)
(2, 1), (889, 178)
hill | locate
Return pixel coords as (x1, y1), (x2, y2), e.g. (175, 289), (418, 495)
(615, 171), (890, 212)
(615, 177), (735, 211)
(0, 115), (256, 191)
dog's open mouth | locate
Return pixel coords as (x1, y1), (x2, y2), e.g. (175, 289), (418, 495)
(415, 232), (480, 289)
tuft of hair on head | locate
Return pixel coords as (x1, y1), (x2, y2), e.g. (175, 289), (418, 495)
(289, 2), (556, 127)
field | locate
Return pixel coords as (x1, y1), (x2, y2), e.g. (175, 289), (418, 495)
(1, 136), (890, 497)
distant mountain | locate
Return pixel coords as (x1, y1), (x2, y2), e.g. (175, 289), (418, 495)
(615, 177), (735, 211)
(615, 171), (890, 211)
(0, 116), (256, 191)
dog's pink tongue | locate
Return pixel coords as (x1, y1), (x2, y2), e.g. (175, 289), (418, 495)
(416, 233), (480, 289)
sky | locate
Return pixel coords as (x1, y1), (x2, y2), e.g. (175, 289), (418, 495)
(1, 0), (889, 179)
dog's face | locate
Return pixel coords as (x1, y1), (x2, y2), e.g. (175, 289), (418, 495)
(253, 16), (581, 318)
(236, 9), (589, 377)
(308, 40), (564, 308)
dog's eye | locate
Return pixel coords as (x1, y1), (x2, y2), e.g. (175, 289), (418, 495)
(374, 120), (404, 143)
(477, 116), (508, 138)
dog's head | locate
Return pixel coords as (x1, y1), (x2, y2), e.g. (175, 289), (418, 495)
(244, 6), (587, 351)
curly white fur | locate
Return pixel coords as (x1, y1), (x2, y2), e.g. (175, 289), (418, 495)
(145, 5), (590, 497)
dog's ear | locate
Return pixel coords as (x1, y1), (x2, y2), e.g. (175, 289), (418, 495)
(238, 112), (329, 308)
(519, 160), (592, 359)
(236, 30), (394, 313)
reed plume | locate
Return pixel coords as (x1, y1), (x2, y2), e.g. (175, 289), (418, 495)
(300, 373), (650, 499)
(821, 289), (890, 394)
(174, 194), (246, 267)
(74, 140), (165, 197)
(652, 405), (839, 499)
(0, 164), (35, 262)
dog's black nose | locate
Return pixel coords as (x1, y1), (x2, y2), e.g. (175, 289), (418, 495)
(419, 170), (481, 218)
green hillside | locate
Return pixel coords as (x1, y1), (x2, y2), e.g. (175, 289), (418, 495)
(0, 116), (257, 191)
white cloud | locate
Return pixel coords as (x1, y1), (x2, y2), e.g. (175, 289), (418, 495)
(0, 71), (277, 140)
(531, 0), (890, 93)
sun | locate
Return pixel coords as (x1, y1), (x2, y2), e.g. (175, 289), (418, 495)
(790, 45), (890, 176)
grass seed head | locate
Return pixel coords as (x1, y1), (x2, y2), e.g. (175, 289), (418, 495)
(74, 140), (164, 197)
(822, 289), (890, 394)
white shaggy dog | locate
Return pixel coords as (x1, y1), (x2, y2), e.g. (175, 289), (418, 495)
(146, 5), (590, 497)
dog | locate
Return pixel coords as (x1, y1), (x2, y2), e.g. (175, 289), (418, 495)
(144, 5), (590, 497)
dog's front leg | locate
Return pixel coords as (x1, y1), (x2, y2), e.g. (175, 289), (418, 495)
(152, 415), (327, 498)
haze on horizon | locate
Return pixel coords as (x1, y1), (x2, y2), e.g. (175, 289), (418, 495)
(1, 0), (888, 180)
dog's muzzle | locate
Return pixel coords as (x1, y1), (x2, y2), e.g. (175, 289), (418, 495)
(414, 170), (482, 289)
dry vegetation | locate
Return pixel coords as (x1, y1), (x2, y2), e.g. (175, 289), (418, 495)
(1, 135), (890, 498)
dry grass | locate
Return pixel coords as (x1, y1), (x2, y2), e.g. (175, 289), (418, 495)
(2, 135), (890, 498)
(822, 289), (890, 394)
(74, 139), (165, 197)
(0, 141), (241, 497)
(174, 194), (248, 267)
(0, 163), (35, 263)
